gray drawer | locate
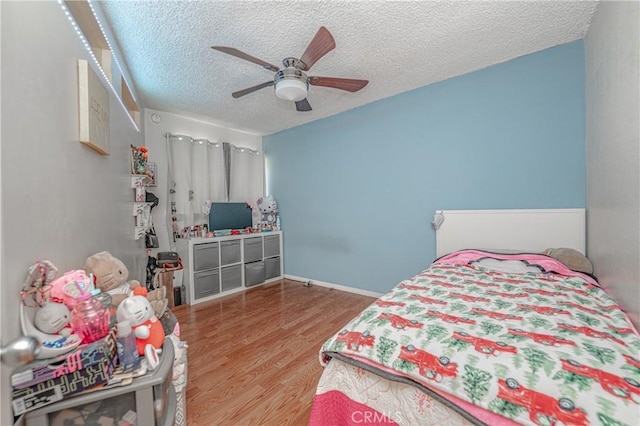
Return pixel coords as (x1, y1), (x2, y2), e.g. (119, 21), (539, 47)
(243, 237), (263, 263)
(194, 242), (219, 271)
(245, 261), (265, 287)
(263, 234), (280, 258)
(194, 269), (220, 299)
(220, 240), (241, 265)
(221, 264), (242, 292)
(265, 256), (281, 280)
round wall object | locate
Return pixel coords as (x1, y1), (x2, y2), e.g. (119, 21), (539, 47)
(150, 113), (162, 124)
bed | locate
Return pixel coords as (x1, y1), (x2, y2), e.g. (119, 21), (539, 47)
(309, 210), (640, 426)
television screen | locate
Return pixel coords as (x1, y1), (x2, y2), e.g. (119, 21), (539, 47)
(208, 202), (253, 231)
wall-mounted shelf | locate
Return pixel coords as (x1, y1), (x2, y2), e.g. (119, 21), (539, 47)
(62, 0), (140, 131)
(131, 176), (152, 240)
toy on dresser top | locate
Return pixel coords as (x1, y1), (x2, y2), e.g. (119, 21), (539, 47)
(256, 195), (280, 231)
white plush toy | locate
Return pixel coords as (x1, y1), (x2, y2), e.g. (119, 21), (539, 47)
(34, 302), (72, 336)
(116, 295), (165, 355)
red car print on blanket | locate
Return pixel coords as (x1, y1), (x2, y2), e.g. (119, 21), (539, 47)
(398, 345), (458, 382)
(409, 294), (447, 305)
(433, 281), (465, 289)
(497, 378), (588, 426)
(425, 310), (476, 325)
(608, 325), (635, 335)
(557, 323), (627, 346)
(493, 277), (530, 285)
(508, 329), (577, 347)
(398, 283), (427, 291)
(335, 330), (375, 351)
(623, 354), (640, 369)
(554, 285), (589, 296)
(597, 304), (620, 311)
(524, 288), (564, 297)
(485, 290), (529, 299)
(558, 301), (611, 318)
(448, 292), (490, 303)
(451, 331), (518, 356)
(516, 304), (571, 316)
(375, 300), (406, 308)
(561, 359), (640, 403)
(470, 307), (523, 321)
(378, 313), (423, 330)
(464, 280), (499, 288)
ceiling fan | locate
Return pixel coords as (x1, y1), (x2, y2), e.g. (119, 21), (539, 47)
(211, 27), (368, 112)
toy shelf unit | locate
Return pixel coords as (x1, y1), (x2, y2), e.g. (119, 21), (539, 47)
(24, 339), (176, 426)
(176, 231), (283, 305)
(131, 175), (153, 240)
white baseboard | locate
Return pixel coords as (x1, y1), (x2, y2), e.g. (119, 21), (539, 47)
(285, 274), (382, 298)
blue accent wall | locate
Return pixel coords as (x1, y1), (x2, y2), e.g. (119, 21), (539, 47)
(263, 41), (585, 294)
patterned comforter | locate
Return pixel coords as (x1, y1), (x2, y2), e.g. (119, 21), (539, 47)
(319, 250), (640, 426)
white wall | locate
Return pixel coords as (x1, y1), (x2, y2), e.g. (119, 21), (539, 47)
(585, 0), (640, 329)
(0, 2), (145, 423)
(143, 109), (263, 252)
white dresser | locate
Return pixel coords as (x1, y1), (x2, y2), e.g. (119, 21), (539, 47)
(176, 231), (283, 305)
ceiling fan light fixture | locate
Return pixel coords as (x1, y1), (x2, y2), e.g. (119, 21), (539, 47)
(275, 79), (307, 102)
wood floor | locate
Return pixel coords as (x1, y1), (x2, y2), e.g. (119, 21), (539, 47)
(173, 279), (376, 426)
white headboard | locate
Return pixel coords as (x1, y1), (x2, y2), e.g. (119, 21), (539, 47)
(435, 208), (585, 258)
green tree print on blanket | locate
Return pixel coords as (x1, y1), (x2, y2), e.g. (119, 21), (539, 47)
(576, 312), (601, 327)
(424, 325), (448, 342)
(522, 347), (555, 376)
(405, 304), (423, 315)
(526, 316), (552, 330)
(462, 364), (492, 403)
(430, 288), (447, 297)
(480, 321), (503, 336)
(353, 309), (376, 326)
(621, 362), (640, 377)
(596, 396), (616, 418)
(488, 398), (524, 419)
(493, 299), (513, 310)
(376, 336), (398, 364)
(597, 412), (627, 426)
(449, 302), (468, 313)
(392, 358), (416, 374)
(552, 369), (594, 392)
(584, 343), (616, 365)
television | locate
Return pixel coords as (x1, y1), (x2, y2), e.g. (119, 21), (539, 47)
(208, 202), (253, 231)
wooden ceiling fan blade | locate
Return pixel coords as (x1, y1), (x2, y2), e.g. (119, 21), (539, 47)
(309, 77), (369, 92)
(212, 46), (279, 72)
(232, 81), (274, 98)
(295, 98), (312, 112)
(299, 27), (336, 71)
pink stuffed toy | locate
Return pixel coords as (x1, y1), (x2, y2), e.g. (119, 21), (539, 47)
(49, 270), (93, 308)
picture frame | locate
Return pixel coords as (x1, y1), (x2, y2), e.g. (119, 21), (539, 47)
(146, 162), (157, 187)
(78, 59), (110, 155)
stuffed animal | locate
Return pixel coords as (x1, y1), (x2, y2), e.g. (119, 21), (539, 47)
(34, 302), (72, 336)
(49, 270), (93, 308)
(116, 295), (165, 355)
(257, 196), (278, 228)
(84, 251), (166, 313)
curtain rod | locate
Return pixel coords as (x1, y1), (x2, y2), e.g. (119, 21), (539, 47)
(164, 133), (260, 155)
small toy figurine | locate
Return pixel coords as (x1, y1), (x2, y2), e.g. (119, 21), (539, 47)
(116, 295), (165, 355)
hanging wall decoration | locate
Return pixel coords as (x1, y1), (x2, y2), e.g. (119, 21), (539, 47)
(77, 59), (110, 155)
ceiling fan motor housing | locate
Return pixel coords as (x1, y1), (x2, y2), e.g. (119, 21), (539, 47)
(274, 65), (309, 102)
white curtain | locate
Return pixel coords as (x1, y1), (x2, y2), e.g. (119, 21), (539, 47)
(166, 134), (262, 241)
(167, 134), (226, 234)
(229, 145), (262, 203)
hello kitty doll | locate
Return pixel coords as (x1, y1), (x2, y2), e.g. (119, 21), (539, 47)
(116, 295), (165, 355)
(34, 302), (73, 336)
(257, 196), (278, 229)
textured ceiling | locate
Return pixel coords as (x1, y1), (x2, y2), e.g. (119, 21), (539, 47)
(97, 1), (597, 135)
